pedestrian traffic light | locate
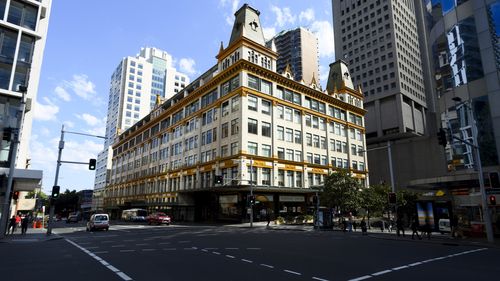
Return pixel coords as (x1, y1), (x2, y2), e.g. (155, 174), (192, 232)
(214, 175), (223, 185)
(489, 172), (500, 189)
(248, 195), (255, 206)
(89, 158), (96, 170)
(437, 128), (447, 147)
(388, 192), (397, 204)
(51, 185), (60, 199)
(12, 191), (19, 200)
(489, 195), (497, 205)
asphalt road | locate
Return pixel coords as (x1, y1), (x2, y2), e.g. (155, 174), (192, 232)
(1, 223), (499, 281)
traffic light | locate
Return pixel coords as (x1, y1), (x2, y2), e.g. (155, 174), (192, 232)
(51, 185), (60, 199)
(214, 175), (223, 185)
(388, 192), (397, 204)
(88, 158), (96, 170)
(248, 195), (255, 206)
(489, 195), (497, 205)
(437, 128), (447, 147)
(489, 172), (500, 189)
(12, 191), (19, 201)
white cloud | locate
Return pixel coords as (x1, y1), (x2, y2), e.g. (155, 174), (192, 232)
(75, 113), (101, 127)
(63, 120), (75, 128)
(54, 86), (70, 102)
(262, 26), (277, 41)
(63, 74), (96, 100)
(299, 8), (315, 23)
(270, 5), (296, 27)
(179, 58), (197, 76)
(221, 0), (239, 26)
(319, 65), (330, 84)
(33, 97), (59, 121)
(310, 20), (335, 59)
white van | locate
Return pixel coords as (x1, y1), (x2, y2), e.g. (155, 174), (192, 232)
(438, 218), (451, 234)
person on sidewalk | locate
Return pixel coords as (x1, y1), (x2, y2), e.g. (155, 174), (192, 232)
(360, 218), (368, 235)
(8, 215), (17, 234)
(396, 216), (405, 237)
(266, 209), (271, 226)
(21, 215), (29, 235)
(411, 218), (421, 240)
(423, 218), (432, 240)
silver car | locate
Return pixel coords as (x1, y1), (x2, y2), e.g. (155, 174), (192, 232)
(86, 214), (109, 231)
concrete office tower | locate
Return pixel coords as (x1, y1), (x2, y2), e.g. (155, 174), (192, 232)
(266, 27), (320, 85)
(102, 4), (367, 221)
(416, 0), (500, 219)
(332, 0), (447, 188)
(92, 47), (189, 210)
(0, 0), (51, 218)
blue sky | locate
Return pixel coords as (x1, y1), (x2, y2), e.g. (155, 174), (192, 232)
(30, 0), (335, 194)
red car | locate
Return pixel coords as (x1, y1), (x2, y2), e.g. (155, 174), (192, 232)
(147, 212), (171, 225)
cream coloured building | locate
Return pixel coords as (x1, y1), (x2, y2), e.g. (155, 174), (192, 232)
(103, 4), (367, 222)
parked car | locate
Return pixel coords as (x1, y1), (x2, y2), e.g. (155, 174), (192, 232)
(66, 214), (79, 223)
(147, 212), (171, 225)
(86, 214), (109, 231)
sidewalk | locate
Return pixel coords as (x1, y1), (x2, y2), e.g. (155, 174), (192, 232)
(0, 227), (62, 243)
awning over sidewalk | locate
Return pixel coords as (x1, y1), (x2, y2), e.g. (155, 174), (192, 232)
(0, 168), (42, 192)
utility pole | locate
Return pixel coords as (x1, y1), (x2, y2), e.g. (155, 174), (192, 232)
(249, 158), (254, 228)
(47, 125), (64, 235)
(0, 87), (26, 239)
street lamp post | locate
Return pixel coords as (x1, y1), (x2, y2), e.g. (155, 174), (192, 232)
(249, 158), (254, 228)
(452, 97), (494, 243)
(0, 87), (27, 239)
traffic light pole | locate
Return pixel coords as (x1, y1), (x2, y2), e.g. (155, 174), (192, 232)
(46, 125), (106, 235)
(0, 89), (26, 239)
(452, 98), (494, 243)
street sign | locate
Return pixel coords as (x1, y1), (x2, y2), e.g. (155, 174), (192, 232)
(486, 189), (500, 195)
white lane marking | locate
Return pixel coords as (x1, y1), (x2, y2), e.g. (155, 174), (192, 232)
(201, 249), (208, 252)
(163, 248), (176, 251)
(120, 250), (135, 253)
(348, 276), (372, 281)
(312, 277), (330, 281)
(204, 247), (218, 250)
(93, 251), (109, 254)
(225, 247), (238, 250)
(226, 255), (235, 259)
(86, 246), (99, 249)
(213, 251), (221, 255)
(284, 270), (302, 276)
(65, 239), (133, 281)
(260, 264), (274, 269)
(184, 247), (195, 250)
(246, 247), (261, 250)
(392, 265), (408, 271)
(350, 248), (488, 281)
(241, 259), (253, 263)
(371, 270), (392, 276)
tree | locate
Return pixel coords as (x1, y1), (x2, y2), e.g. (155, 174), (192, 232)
(360, 184), (390, 226)
(395, 189), (419, 221)
(320, 169), (362, 215)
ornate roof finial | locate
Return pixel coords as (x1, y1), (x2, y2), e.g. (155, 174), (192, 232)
(219, 41), (224, 55)
(155, 94), (161, 106)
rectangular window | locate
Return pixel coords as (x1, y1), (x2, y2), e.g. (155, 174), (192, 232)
(231, 118), (239, 135)
(231, 142), (239, 155)
(221, 122), (228, 138)
(221, 145), (228, 157)
(277, 147), (285, 159)
(248, 95), (258, 111)
(278, 170), (285, 187)
(295, 150), (302, 162)
(307, 153), (313, 163)
(284, 107), (293, 121)
(261, 99), (271, 115)
(248, 142), (258, 155)
(306, 133), (312, 146)
(232, 96), (240, 112)
(261, 122), (271, 137)
(262, 168), (271, 185)
(293, 110), (301, 124)
(248, 74), (259, 90)
(286, 171), (294, 186)
(277, 126), (284, 140)
(262, 144), (271, 157)
(294, 130), (301, 144)
(248, 118), (258, 134)
(286, 149), (294, 160)
(285, 128), (293, 142)
(277, 105), (284, 119)
(261, 80), (272, 95)
(295, 171), (303, 187)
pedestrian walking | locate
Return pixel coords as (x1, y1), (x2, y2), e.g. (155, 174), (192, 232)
(361, 218), (368, 235)
(353, 221), (358, 232)
(396, 216), (405, 237)
(266, 209), (271, 226)
(423, 218), (432, 240)
(348, 213), (353, 232)
(8, 215), (17, 234)
(21, 216), (29, 235)
(388, 219), (394, 232)
(411, 218), (421, 240)
(451, 215), (458, 238)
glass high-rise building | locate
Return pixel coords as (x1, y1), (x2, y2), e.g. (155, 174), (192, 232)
(0, 0), (51, 220)
(92, 48), (189, 210)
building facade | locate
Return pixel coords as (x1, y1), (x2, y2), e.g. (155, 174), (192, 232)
(0, 0), (51, 221)
(332, 0), (448, 189)
(92, 47), (189, 211)
(103, 4), (367, 222)
(266, 27), (320, 85)
(409, 0), (500, 230)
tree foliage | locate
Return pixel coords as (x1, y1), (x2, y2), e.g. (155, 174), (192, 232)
(320, 169), (362, 214)
(360, 184), (390, 217)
